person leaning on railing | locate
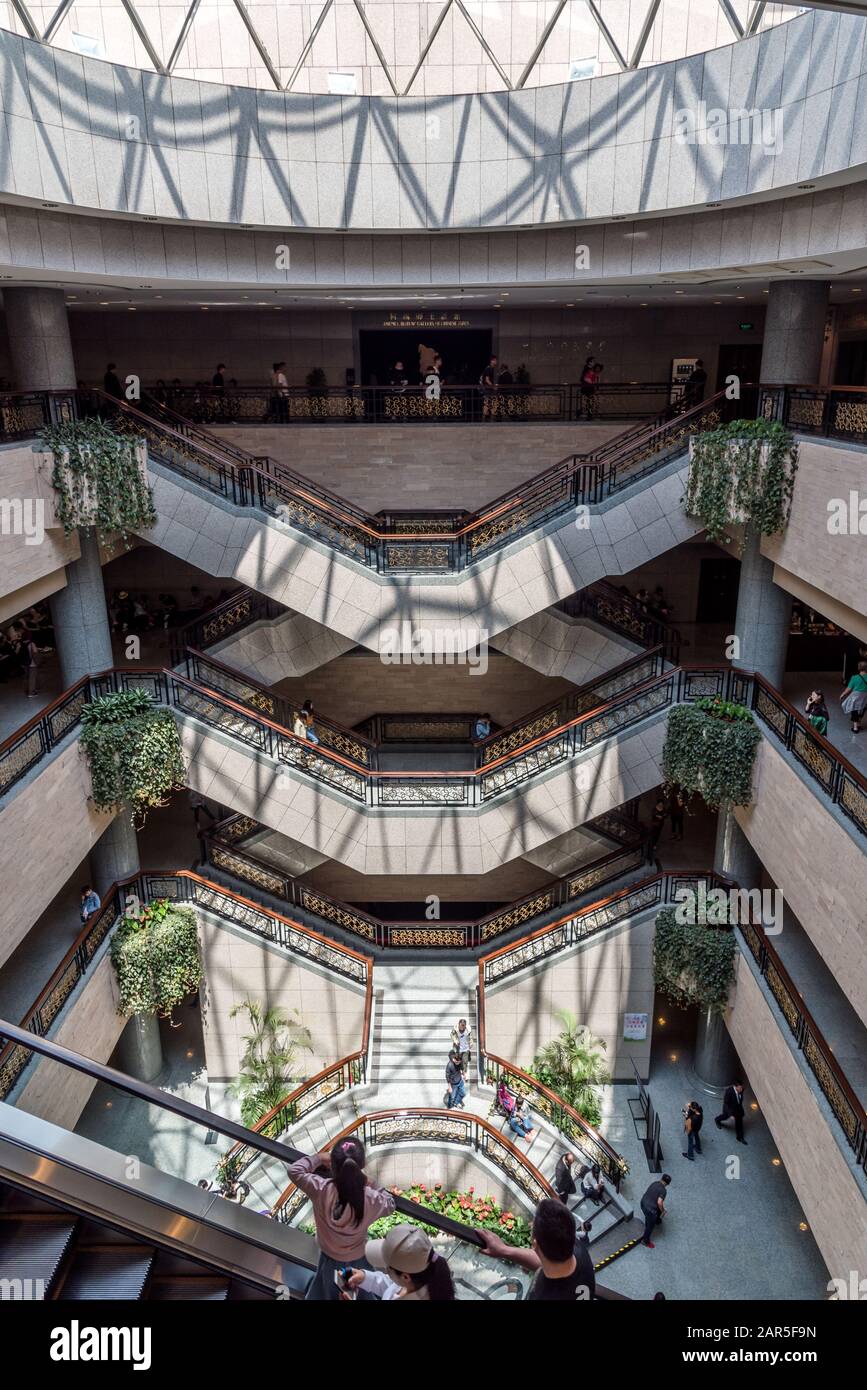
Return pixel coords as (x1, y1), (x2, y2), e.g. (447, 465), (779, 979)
(285, 1137), (395, 1301)
(478, 1199), (596, 1301)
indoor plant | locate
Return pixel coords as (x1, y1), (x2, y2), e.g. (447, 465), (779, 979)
(683, 417), (798, 548)
(662, 697), (761, 809)
(41, 416), (156, 546)
(80, 687), (186, 827)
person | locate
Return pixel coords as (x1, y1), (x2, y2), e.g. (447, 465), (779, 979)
(649, 586), (672, 620)
(498, 362), (514, 386)
(473, 713), (492, 740)
(451, 1017), (472, 1075)
(669, 788), (687, 842)
(271, 361), (289, 422)
(417, 343), (438, 379)
(80, 885), (101, 924)
(480, 354), (499, 418)
(212, 363), (226, 390)
(300, 698), (319, 745)
(686, 359), (707, 406)
(553, 1151), (576, 1204)
(389, 361), (408, 391)
(189, 789), (219, 834)
(286, 1138), (395, 1301)
(509, 1097), (535, 1140)
(840, 660), (867, 733)
(683, 1099), (703, 1160)
(478, 1198), (595, 1300)
(579, 356), (597, 419)
(649, 795), (667, 857)
(580, 1163), (604, 1205)
(340, 1224), (455, 1302)
(805, 689), (829, 736)
(496, 1077), (516, 1117)
(445, 1050), (465, 1109)
(22, 628), (49, 698)
(577, 1219), (593, 1244)
(715, 1081), (747, 1143)
(103, 362), (123, 399)
(634, 586), (651, 611)
(219, 1179), (250, 1203)
(158, 592), (179, 629)
(640, 1173), (671, 1248)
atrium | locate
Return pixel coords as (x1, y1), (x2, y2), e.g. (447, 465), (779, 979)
(0, 0), (864, 1341)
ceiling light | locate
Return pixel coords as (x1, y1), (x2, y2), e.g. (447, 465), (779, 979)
(706, 202), (721, 208)
(771, 1157), (782, 1167)
(127, 306), (136, 311)
(797, 183), (815, 190)
(852, 288), (862, 293)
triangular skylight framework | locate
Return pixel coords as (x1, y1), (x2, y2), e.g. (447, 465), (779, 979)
(5, 4), (852, 95)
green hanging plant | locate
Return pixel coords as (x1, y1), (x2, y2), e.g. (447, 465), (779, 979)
(80, 688), (186, 827)
(683, 418), (798, 548)
(653, 904), (737, 1015)
(662, 698), (761, 810)
(110, 897), (202, 1018)
(41, 417), (156, 545)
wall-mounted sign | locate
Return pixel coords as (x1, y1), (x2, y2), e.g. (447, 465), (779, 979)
(669, 356), (698, 404)
(738, 321), (755, 331)
(623, 1012), (649, 1041)
(382, 311), (472, 329)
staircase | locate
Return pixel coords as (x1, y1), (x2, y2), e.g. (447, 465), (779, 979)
(0, 1182), (272, 1300)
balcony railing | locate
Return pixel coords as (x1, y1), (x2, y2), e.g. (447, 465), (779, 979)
(0, 384), (735, 574)
(269, 1109), (556, 1226)
(562, 579), (683, 665)
(145, 381), (677, 427)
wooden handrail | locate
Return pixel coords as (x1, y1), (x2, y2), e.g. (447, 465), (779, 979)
(0, 674), (89, 758)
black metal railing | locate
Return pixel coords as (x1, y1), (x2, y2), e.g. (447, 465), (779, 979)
(143, 381), (677, 427)
(562, 580), (683, 665)
(759, 382), (867, 444)
(202, 810), (649, 952)
(269, 1109), (555, 1226)
(0, 384), (736, 575)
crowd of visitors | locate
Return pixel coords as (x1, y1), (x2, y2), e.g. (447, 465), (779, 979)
(0, 601), (55, 697)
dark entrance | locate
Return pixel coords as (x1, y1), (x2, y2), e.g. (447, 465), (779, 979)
(359, 329), (493, 386)
(696, 557), (741, 623)
(835, 339), (867, 385)
(715, 343), (763, 391)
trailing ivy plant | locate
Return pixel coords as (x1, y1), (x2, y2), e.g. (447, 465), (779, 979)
(41, 417), (156, 546)
(662, 699), (761, 809)
(110, 897), (202, 1019)
(683, 417), (798, 548)
(80, 688), (186, 827)
(653, 904), (737, 1016)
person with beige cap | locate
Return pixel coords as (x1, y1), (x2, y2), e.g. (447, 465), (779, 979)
(341, 1224), (456, 1301)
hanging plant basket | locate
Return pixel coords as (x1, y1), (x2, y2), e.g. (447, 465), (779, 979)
(662, 698), (761, 810)
(111, 898), (202, 1019)
(40, 417), (156, 546)
(683, 418), (798, 549)
(80, 687), (186, 828)
(653, 905), (737, 1016)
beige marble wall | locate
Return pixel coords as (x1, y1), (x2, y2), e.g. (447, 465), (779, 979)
(198, 914), (368, 1081)
(762, 440), (867, 639)
(735, 739), (867, 1027)
(483, 913), (656, 1081)
(0, 444), (78, 617)
(15, 952), (125, 1131)
(0, 740), (112, 970)
(726, 954), (867, 1282)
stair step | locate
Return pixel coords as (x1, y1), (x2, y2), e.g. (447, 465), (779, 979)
(0, 1215), (77, 1296)
(148, 1277), (230, 1301)
(57, 1248), (155, 1300)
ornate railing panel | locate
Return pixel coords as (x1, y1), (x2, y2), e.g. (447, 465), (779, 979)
(0, 679), (90, 798)
(269, 1109), (554, 1222)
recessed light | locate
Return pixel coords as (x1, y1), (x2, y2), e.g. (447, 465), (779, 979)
(657, 1017), (666, 1026)
(675, 290), (684, 295)
(797, 183), (815, 190)
(713, 300), (721, 305)
(798, 1222), (808, 1232)
(127, 306), (136, 311)
(736, 295), (746, 300)
(706, 202), (721, 208)
(771, 1157), (782, 1167)
(851, 288), (862, 293)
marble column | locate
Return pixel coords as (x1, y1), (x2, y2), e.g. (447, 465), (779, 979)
(731, 530), (792, 688)
(759, 280), (829, 385)
(49, 530), (114, 687)
(117, 1014), (164, 1083)
(90, 815), (141, 891)
(2, 287), (77, 391)
(714, 805), (762, 885)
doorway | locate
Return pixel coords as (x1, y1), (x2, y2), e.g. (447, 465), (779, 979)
(715, 343), (763, 391)
(696, 557), (740, 624)
(835, 339), (867, 385)
(359, 329), (493, 386)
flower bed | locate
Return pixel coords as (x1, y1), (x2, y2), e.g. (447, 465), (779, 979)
(368, 1182), (531, 1247)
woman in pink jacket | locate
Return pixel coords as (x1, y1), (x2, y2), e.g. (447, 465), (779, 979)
(286, 1137), (395, 1300)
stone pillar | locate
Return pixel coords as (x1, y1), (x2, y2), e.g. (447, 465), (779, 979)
(759, 280), (829, 385)
(731, 530), (792, 687)
(714, 806), (762, 885)
(694, 1006), (739, 1089)
(49, 530), (114, 687)
(90, 815), (141, 891)
(117, 1014), (163, 1083)
(2, 287), (77, 391)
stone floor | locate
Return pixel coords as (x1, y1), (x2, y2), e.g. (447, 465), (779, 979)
(782, 669), (867, 780)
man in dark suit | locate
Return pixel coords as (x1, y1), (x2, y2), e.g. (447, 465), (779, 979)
(553, 1152), (577, 1204)
(715, 1080), (747, 1143)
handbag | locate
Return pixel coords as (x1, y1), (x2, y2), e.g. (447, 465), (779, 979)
(842, 690), (866, 716)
